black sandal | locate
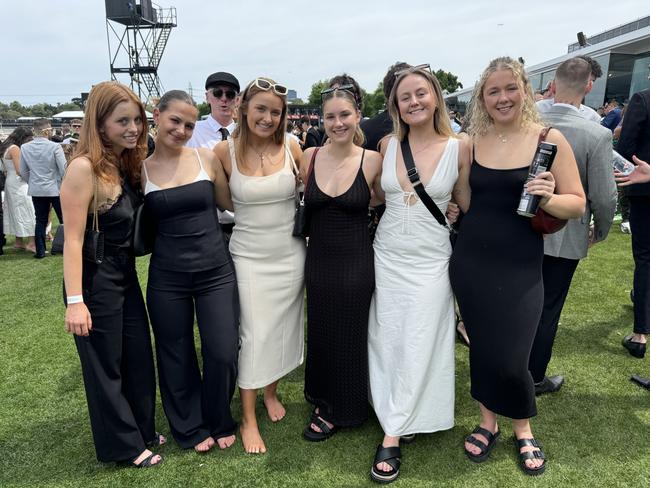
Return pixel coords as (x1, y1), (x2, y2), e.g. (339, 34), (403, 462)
(303, 411), (338, 442)
(146, 432), (166, 448)
(514, 437), (546, 476)
(464, 426), (500, 462)
(119, 452), (163, 468)
(400, 434), (416, 444)
(370, 444), (401, 484)
(456, 314), (470, 347)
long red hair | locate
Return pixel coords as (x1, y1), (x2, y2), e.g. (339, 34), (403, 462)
(73, 81), (148, 185)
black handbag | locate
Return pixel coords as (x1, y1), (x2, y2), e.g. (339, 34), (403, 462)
(400, 138), (456, 234)
(133, 202), (155, 256)
(50, 175), (104, 264)
(292, 147), (318, 238)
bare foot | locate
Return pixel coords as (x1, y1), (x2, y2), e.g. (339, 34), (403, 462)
(376, 435), (400, 473)
(26, 246), (36, 253)
(216, 434), (236, 449)
(240, 421), (267, 454)
(263, 392), (286, 422)
(133, 449), (162, 466)
(194, 436), (215, 453)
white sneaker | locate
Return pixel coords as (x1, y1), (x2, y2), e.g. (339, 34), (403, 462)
(620, 221), (631, 234)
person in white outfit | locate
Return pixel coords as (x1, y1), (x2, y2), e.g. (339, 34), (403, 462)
(1, 128), (36, 252)
(213, 77), (305, 455)
(367, 64), (470, 484)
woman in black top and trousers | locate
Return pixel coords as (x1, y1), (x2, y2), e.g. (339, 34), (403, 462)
(61, 82), (163, 467)
(143, 91), (239, 453)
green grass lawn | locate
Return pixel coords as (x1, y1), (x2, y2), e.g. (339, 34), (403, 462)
(0, 225), (648, 487)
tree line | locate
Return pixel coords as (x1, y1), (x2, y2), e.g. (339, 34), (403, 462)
(0, 99), (84, 120)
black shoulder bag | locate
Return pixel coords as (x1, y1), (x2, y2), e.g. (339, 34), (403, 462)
(400, 138), (455, 234)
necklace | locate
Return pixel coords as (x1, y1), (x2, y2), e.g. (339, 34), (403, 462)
(250, 141), (273, 167)
(411, 139), (435, 155)
(496, 132), (508, 143)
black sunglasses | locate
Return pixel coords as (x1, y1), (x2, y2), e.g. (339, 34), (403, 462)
(320, 84), (359, 105)
(211, 88), (238, 100)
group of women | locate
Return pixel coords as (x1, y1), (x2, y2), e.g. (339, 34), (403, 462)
(60, 56), (585, 481)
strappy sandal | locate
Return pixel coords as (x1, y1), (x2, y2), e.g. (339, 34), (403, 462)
(514, 437), (546, 476)
(303, 411), (338, 442)
(456, 314), (470, 347)
(118, 452), (163, 468)
(370, 444), (401, 484)
(146, 432), (166, 448)
(464, 426), (500, 462)
(400, 434), (416, 444)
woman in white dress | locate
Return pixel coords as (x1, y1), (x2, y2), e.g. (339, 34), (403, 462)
(1, 128), (36, 252)
(367, 65), (470, 484)
(213, 77), (305, 455)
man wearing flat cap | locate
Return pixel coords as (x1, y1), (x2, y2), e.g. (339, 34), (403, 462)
(187, 71), (240, 149)
(187, 72), (240, 235)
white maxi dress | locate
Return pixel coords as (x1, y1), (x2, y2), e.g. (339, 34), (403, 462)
(2, 148), (35, 237)
(228, 136), (306, 389)
(368, 136), (458, 436)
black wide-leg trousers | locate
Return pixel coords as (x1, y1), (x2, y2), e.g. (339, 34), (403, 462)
(529, 254), (579, 383)
(72, 255), (157, 463)
(629, 196), (650, 335)
(147, 262), (239, 448)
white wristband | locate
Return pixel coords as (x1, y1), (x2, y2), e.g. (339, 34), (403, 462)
(67, 295), (84, 304)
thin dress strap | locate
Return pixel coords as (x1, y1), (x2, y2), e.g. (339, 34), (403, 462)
(194, 148), (204, 171)
(142, 160), (150, 182)
(359, 149), (366, 169)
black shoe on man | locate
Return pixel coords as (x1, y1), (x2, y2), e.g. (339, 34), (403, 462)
(534, 375), (564, 396)
(622, 335), (646, 359)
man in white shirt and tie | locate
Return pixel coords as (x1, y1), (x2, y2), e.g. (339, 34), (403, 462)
(187, 72), (240, 235)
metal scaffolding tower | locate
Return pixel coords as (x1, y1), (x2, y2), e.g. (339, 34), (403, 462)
(105, 0), (177, 104)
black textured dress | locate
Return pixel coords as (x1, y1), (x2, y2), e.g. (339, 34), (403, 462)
(304, 152), (374, 426)
(449, 160), (543, 419)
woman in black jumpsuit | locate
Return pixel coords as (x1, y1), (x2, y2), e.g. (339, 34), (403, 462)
(61, 82), (163, 467)
(143, 90), (239, 453)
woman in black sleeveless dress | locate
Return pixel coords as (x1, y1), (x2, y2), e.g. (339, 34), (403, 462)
(61, 82), (163, 467)
(301, 80), (383, 440)
(142, 91), (239, 453)
(449, 57), (585, 476)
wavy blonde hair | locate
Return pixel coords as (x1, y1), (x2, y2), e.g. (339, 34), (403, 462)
(73, 81), (148, 185)
(387, 68), (456, 141)
(468, 56), (541, 137)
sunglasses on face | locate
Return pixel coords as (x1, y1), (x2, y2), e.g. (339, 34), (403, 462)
(72, 124), (81, 128)
(211, 88), (238, 100)
(320, 84), (359, 105)
(253, 78), (288, 96)
(394, 63), (432, 78)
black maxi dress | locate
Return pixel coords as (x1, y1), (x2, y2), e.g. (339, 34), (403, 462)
(449, 160), (543, 419)
(304, 152), (375, 426)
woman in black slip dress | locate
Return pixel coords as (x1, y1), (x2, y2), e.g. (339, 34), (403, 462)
(142, 90), (239, 454)
(301, 78), (383, 441)
(449, 57), (585, 476)
(61, 81), (164, 468)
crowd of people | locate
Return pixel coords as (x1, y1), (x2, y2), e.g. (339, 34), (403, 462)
(0, 53), (648, 483)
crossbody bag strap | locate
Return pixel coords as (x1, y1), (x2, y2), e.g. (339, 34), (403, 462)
(538, 126), (551, 145)
(400, 138), (447, 227)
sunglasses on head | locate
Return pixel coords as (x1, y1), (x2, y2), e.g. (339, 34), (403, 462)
(320, 84), (359, 105)
(252, 78), (288, 96)
(394, 63), (432, 78)
(211, 87), (238, 100)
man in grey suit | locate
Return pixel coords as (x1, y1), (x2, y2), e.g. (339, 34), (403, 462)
(20, 118), (66, 258)
(530, 57), (618, 394)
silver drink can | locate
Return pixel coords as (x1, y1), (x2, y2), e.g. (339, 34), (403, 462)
(517, 141), (557, 217)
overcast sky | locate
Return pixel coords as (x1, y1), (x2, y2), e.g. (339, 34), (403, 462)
(0, 1), (646, 106)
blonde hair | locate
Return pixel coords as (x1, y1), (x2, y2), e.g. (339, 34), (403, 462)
(468, 56), (542, 137)
(387, 68), (456, 141)
(322, 89), (365, 146)
(232, 77), (287, 163)
(73, 81), (148, 186)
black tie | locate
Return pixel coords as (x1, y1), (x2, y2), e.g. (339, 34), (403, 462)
(219, 127), (230, 141)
